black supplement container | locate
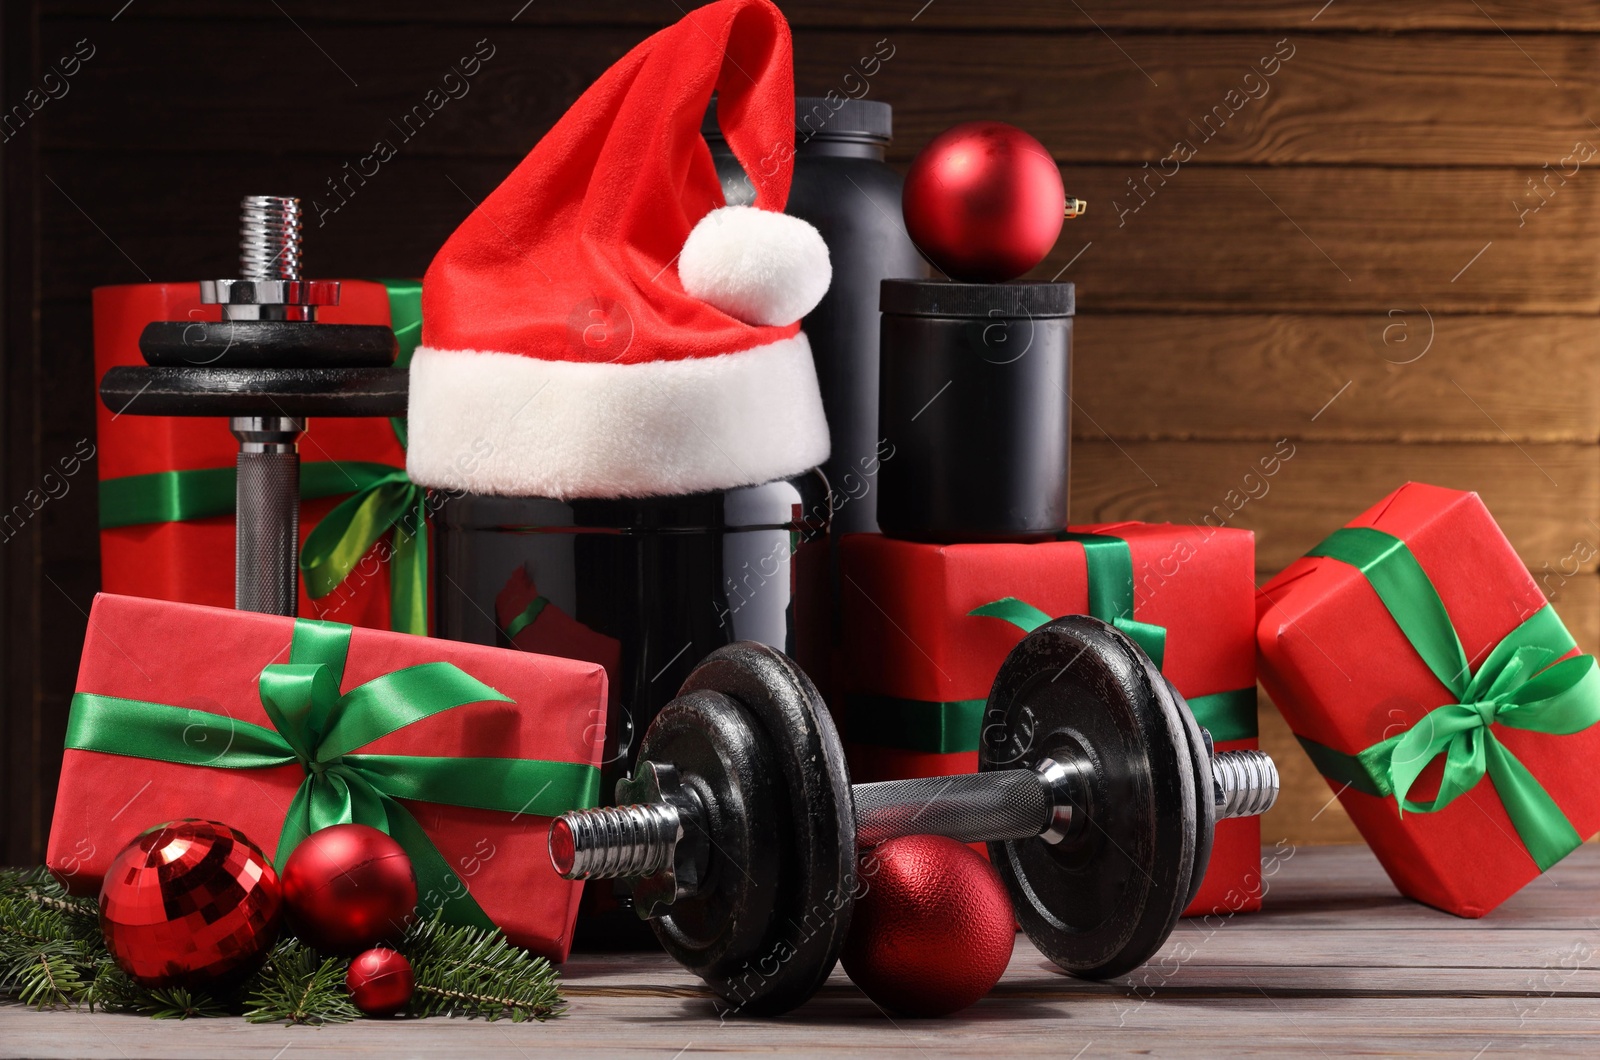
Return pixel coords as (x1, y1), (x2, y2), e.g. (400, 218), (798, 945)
(875, 279), (1074, 543)
(705, 96), (928, 535)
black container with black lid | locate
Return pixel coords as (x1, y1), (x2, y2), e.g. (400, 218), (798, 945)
(875, 279), (1074, 543)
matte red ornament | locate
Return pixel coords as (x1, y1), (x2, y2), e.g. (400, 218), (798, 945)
(841, 834), (1014, 1017)
(281, 824), (418, 955)
(902, 121), (1066, 283)
(346, 947), (415, 1017)
(99, 819), (282, 989)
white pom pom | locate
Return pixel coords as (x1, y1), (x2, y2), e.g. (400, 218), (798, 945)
(679, 205), (831, 326)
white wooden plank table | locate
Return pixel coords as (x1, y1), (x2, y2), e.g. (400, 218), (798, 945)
(6, 844), (1600, 1058)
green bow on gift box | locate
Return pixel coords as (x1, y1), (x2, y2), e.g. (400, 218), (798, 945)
(97, 280), (429, 634)
(848, 531), (1257, 754)
(1293, 526), (1600, 872)
(64, 616), (600, 930)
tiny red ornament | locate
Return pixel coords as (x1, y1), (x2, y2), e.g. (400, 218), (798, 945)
(841, 835), (1014, 1017)
(346, 947), (415, 1017)
(99, 819), (282, 989)
(902, 120), (1067, 283)
(281, 824), (418, 954)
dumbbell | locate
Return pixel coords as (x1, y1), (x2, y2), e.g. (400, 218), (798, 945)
(98, 195), (407, 615)
(549, 614), (1278, 1016)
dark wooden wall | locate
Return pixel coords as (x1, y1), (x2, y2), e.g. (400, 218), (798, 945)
(3, 0), (1596, 861)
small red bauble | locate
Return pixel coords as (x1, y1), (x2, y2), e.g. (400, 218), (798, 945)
(99, 819), (282, 989)
(903, 120), (1067, 283)
(346, 947), (415, 1017)
(281, 824), (418, 955)
(841, 835), (1014, 1017)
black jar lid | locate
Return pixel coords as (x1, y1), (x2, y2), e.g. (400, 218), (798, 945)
(880, 279), (1075, 319)
(703, 95), (892, 145)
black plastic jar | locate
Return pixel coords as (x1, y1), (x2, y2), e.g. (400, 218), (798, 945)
(705, 96), (928, 535)
(430, 474), (830, 943)
(875, 279), (1074, 543)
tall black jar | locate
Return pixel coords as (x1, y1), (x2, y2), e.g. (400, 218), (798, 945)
(876, 279), (1074, 543)
(706, 96), (928, 535)
(431, 474), (830, 943)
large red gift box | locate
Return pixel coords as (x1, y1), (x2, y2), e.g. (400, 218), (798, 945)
(48, 593), (606, 960)
(1257, 482), (1600, 917)
(839, 524), (1261, 917)
(94, 280), (417, 631)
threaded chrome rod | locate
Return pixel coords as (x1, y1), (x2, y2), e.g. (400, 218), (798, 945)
(550, 802), (682, 880)
(1213, 750), (1279, 819)
(240, 195), (302, 281)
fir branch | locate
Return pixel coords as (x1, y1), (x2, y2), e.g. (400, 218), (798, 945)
(0, 868), (104, 1010)
(242, 939), (358, 1025)
(402, 916), (566, 1022)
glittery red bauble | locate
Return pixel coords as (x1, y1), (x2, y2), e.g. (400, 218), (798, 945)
(281, 824), (417, 955)
(902, 121), (1066, 283)
(841, 835), (1014, 1017)
(346, 947), (415, 1017)
(99, 819), (282, 989)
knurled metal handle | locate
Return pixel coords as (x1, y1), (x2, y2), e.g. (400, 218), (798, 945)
(235, 449), (299, 615)
(854, 770), (1052, 846)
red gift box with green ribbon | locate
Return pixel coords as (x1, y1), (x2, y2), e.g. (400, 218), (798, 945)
(46, 592), (606, 960)
(94, 280), (428, 634)
(1257, 482), (1600, 917)
(839, 524), (1261, 917)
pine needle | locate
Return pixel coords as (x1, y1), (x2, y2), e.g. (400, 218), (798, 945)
(242, 939), (359, 1025)
(402, 915), (566, 1022)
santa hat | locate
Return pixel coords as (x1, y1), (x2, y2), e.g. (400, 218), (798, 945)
(406, 0), (831, 500)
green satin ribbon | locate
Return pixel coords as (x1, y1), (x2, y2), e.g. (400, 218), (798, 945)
(380, 277), (421, 451)
(1296, 526), (1600, 872)
(99, 461), (399, 530)
(847, 687), (1258, 755)
(64, 618), (600, 928)
(1055, 531), (1168, 667)
(504, 596), (549, 641)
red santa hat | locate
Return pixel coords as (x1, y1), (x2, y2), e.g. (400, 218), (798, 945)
(406, 0), (831, 500)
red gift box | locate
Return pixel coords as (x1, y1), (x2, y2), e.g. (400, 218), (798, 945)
(94, 280), (416, 631)
(47, 593), (607, 960)
(1257, 482), (1600, 918)
(839, 524), (1261, 917)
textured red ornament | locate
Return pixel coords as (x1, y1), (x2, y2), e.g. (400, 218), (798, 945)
(902, 121), (1066, 283)
(281, 824), (418, 955)
(99, 819), (282, 989)
(841, 834), (1014, 1017)
(346, 947), (415, 1017)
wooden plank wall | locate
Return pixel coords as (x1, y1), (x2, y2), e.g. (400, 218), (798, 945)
(3, 0), (1595, 859)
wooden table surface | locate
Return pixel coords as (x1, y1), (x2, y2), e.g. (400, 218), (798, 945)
(6, 843), (1600, 1058)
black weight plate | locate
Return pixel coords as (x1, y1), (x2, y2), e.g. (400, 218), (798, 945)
(1171, 679), (1217, 911)
(99, 366), (408, 418)
(980, 614), (1197, 981)
(636, 691), (786, 988)
(139, 320), (397, 368)
(676, 642), (855, 1017)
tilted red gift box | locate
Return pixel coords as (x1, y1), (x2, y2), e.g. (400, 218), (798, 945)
(94, 280), (414, 630)
(1257, 482), (1600, 917)
(48, 593), (606, 960)
(839, 524), (1261, 917)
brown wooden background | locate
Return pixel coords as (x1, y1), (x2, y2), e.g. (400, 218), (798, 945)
(2, 0), (1596, 863)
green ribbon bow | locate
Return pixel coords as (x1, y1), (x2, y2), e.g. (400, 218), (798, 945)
(97, 280), (429, 635)
(1294, 526), (1600, 872)
(64, 618), (600, 929)
(848, 532), (1256, 755)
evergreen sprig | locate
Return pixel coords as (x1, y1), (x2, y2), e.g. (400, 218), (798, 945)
(401, 915), (566, 1022)
(0, 865), (568, 1025)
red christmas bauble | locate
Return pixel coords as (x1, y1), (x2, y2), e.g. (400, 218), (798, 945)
(346, 947), (415, 1017)
(841, 835), (1014, 1017)
(902, 121), (1066, 283)
(99, 819), (282, 989)
(281, 824), (417, 955)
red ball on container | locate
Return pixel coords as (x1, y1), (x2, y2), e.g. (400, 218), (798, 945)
(281, 824), (417, 954)
(841, 834), (1014, 1017)
(99, 819), (282, 989)
(346, 947), (415, 1017)
(902, 120), (1067, 283)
